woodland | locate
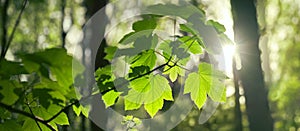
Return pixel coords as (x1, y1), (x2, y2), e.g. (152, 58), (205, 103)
(0, 0), (299, 131)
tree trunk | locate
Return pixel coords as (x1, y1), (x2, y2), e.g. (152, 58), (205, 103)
(233, 59), (243, 131)
(84, 0), (108, 130)
(230, 0), (273, 130)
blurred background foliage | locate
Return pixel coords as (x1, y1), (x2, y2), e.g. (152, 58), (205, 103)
(0, 0), (299, 130)
(265, 0), (300, 130)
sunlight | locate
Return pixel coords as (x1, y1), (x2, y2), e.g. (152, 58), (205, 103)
(223, 44), (236, 77)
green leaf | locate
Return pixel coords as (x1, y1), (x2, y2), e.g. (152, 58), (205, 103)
(72, 105), (90, 117)
(133, 36), (154, 52)
(184, 72), (207, 109)
(144, 98), (163, 118)
(102, 90), (122, 108)
(119, 30), (153, 45)
(52, 112), (69, 125)
(151, 34), (159, 49)
(22, 118), (56, 131)
(207, 70), (227, 102)
(95, 65), (113, 78)
(146, 3), (204, 19)
(179, 24), (205, 48)
(133, 18), (157, 32)
(158, 40), (172, 55)
(124, 74), (173, 117)
(179, 36), (203, 54)
(124, 115), (134, 121)
(168, 40), (190, 59)
(34, 77), (69, 98)
(184, 63), (213, 109)
(158, 40), (173, 60)
(133, 117), (142, 125)
(180, 24), (198, 36)
(0, 106), (11, 119)
(221, 89), (227, 102)
(32, 88), (54, 109)
(163, 61), (185, 82)
(81, 105), (90, 118)
(95, 65), (115, 93)
(20, 48), (74, 88)
(0, 80), (20, 105)
(22, 105), (71, 130)
(130, 50), (157, 69)
(32, 104), (69, 125)
(72, 105), (81, 116)
(206, 20), (226, 33)
(208, 79), (226, 102)
(116, 35), (156, 57)
(184, 63), (227, 108)
(124, 99), (142, 110)
(0, 60), (28, 79)
(104, 46), (117, 61)
(129, 66), (150, 78)
(0, 120), (23, 131)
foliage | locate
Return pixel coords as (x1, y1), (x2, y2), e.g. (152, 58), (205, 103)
(121, 115), (142, 131)
(96, 3), (228, 118)
(0, 1), (228, 130)
(266, 0), (300, 129)
(0, 48), (81, 130)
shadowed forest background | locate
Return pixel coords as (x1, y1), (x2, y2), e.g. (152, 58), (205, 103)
(0, 0), (299, 131)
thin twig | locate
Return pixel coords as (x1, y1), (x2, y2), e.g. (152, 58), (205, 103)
(154, 50), (189, 71)
(1, 0), (9, 59)
(1, 0), (28, 59)
(20, 73), (42, 130)
(25, 96), (42, 131)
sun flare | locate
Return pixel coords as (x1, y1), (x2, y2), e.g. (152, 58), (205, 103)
(223, 44), (236, 77)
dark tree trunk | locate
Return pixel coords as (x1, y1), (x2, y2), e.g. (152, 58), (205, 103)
(83, 0), (108, 130)
(230, 0), (273, 130)
(84, 0), (109, 71)
(61, 0), (66, 49)
(233, 59), (243, 131)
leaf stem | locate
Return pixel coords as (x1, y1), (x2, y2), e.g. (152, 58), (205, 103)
(25, 96), (42, 131)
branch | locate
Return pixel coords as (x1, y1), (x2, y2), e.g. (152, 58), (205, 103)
(0, 0), (9, 60)
(0, 102), (56, 131)
(128, 61), (169, 82)
(154, 50), (188, 71)
(1, 0), (28, 59)
(25, 97), (42, 131)
(45, 100), (79, 123)
(101, 57), (172, 94)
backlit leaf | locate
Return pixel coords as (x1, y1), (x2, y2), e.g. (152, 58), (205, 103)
(124, 74), (173, 117)
(184, 63), (227, 109)
(163, 61), (185, 82)
(206, 20), (226, 33)
(184, 63), (213, 109)
(102, 90), (122, 108)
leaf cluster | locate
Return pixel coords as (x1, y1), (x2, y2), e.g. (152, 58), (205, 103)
(96, 3), (228, 118)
